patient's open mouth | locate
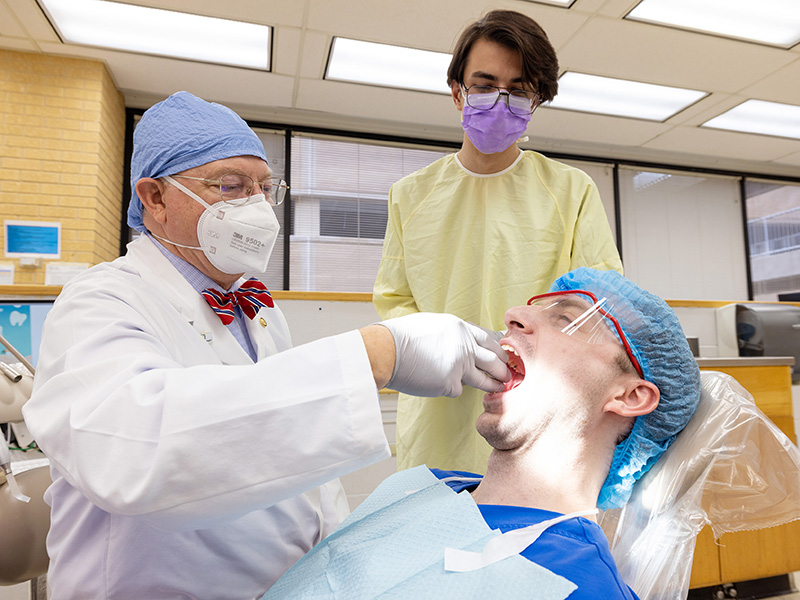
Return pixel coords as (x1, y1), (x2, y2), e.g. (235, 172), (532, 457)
(501, 344), (525, 392)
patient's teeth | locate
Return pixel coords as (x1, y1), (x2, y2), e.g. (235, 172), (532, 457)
(501, 344), (519, 356)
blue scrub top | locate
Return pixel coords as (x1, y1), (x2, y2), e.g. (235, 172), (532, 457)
(431, 469), (640, 600)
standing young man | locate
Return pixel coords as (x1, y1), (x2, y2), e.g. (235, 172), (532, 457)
(374, 10), (623, 474)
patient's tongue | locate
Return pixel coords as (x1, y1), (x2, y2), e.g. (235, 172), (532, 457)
(504, 370), (524, 392)
(504, 353), (525, 392)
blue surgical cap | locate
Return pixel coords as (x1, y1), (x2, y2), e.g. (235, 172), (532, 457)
(127, 91), (268, 232)
(548, 268), (701, 509)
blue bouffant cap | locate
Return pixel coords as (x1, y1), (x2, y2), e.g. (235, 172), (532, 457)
(549, 268), (701, 509)
(127, 91), (267, 232)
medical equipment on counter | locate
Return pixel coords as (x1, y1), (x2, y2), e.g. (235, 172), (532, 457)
(0, 330), (36, 503)
(599, 371), (800, 600)
(0, 458), (51, 585)
(0, 332), (51, 586)
(0, 331), (35, 376)
(737, 303), (800, 383)
(715, 303), (800, 382)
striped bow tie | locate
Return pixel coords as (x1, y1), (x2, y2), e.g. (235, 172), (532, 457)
(201, 278), (274, 325)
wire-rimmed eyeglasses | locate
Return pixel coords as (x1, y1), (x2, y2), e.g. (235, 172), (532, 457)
(460, 84), (541, 116)
(171, 174), (288, 206)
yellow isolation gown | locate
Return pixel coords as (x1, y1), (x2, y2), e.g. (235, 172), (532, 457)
(373, 150), (623, 473)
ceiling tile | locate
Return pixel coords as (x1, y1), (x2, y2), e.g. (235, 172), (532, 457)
(739, 58), (800, 105)
(643, 125), (800, 162)
(296, 30), (331, 80)
(304, 0), (590, 52)
(273, 26), (302, 76)
(36, 42), (295, 110)
(5, 0), (59, 41)
(0, 1), (25, 37)
(771, 150), (800, 167)
(120, 0), (306, 27)
(556, 15), (796, 92)
(295, 78), (456, 130)
(533, 106), (669, 145)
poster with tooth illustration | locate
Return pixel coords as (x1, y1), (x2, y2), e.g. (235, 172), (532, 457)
(0, 304), (31, 359)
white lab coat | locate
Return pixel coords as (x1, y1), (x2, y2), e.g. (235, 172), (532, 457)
(23, 235), (390, 599)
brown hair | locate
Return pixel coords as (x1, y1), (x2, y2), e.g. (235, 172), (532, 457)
(447, 10), (559, 102)
(615, 347), (639, 377)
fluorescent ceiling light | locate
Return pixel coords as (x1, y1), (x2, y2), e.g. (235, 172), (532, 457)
(520, 0), (575, 6)
(627, 0), (800, 48)
(38, 0), (271, 70)
(326, 37), (451, 94)
(702, 100), (800, 139)
(547, 72), (707, 121)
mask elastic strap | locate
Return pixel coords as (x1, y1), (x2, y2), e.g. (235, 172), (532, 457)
(149, 232), (202, 251)
(162, 175), (217, 212)
(152, 176), (214, 251)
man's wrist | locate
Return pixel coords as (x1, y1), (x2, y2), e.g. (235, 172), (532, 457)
(359, 324), (396, 389)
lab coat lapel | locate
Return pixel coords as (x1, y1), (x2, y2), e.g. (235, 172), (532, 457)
(123, 236), (256, 366)
(191, 302), (254, 366)
(237, 277), (293, 360)
(243, 306), (281, 360)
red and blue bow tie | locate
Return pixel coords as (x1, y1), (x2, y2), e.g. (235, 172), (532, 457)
(201, 278), (274, 325)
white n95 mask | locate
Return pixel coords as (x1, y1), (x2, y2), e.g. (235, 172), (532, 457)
(159, 176), (280, 275)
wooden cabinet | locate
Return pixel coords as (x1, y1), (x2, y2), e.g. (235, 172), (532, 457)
(690, 361), (798, 588)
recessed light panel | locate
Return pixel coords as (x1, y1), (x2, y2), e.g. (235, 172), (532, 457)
(520, 0), (575, 6)
(548, 72), (707, 121)
(38, 0), (271, 70)
(326, 37), (451, 94)
(627, 0), (800, 48)
(702, 100), (800, 139)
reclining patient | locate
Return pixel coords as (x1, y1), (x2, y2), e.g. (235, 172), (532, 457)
(264, 268), (701, 600)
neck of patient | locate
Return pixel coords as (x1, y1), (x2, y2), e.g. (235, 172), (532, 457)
(471, 429), (615, 518)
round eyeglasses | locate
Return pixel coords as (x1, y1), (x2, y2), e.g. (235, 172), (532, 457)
(527, 290), (643, 378)
(460, 84), (541, 116)
(171, 174), (288, 206)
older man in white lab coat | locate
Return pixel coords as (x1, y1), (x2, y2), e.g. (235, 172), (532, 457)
(22, 91), (510, 600)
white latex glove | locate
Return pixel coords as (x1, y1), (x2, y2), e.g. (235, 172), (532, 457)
(379, 313), (511, 398)
(475, 325), (504, 345)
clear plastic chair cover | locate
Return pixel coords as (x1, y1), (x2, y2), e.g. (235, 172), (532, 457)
(599, 371), (800, 600)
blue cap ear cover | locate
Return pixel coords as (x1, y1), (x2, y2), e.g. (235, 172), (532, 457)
(549, 268), (701, 508)
(127, 91), (268, 232)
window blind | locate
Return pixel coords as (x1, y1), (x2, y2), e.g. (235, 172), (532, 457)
(289, 134), (448, 292)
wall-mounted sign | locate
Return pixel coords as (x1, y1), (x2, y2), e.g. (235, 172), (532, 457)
(4, 220), (61, 259)
(45, 262), (89, 285)
(0, 263), (13, 285)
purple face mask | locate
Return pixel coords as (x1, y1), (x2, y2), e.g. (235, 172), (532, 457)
(462, 102), (531, 154)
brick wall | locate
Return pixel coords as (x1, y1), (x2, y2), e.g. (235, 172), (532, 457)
(0, 49), (125, 284)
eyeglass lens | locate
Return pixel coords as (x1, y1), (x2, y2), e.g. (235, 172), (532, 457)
(527, 294), (616, 344)
(219, 174), (286, 206)
(464, 86), (536, 115)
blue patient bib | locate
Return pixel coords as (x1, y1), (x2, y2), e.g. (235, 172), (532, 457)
(263, 466), (577, 599)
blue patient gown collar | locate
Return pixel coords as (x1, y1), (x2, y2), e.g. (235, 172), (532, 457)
(263, 466), (578, 599)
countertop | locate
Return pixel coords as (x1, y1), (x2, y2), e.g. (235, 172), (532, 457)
(696, 356), (796, 367)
